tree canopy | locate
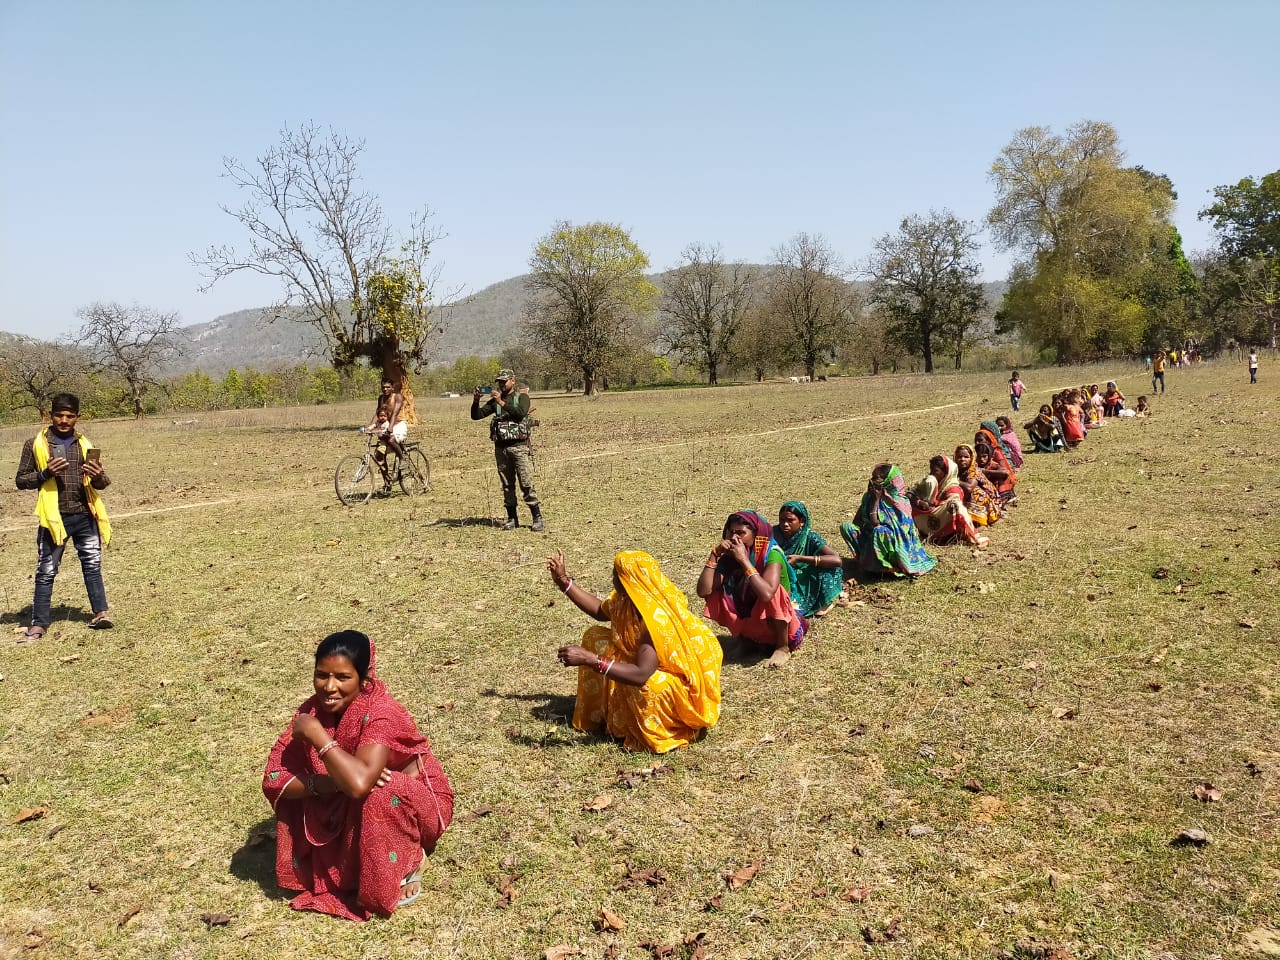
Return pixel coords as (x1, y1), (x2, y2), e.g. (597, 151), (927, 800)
(524, 221), (658, 396)
(866, 211), (986, 372)
(658, 243), (754, 385)
(767, 233), (855, 380)
(193, 123), (451, 418)
(988, 121), (1188, 360)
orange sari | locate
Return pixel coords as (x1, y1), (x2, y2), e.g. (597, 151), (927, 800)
(573, 551), (722, 753)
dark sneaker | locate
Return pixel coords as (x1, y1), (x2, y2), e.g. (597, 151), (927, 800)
(501, 518), (519, 531)
(530, 515), (546, 533)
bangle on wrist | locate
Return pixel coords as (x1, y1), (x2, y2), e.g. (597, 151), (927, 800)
(317, 740), (339, 758)
(562, 578), (574, 594)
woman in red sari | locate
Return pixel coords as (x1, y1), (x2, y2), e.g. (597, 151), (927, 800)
(911, 455), (988, 547)
(262, 630), (453, 921)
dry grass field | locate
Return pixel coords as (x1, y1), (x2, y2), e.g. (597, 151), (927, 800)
(1, 362), (1278, 959)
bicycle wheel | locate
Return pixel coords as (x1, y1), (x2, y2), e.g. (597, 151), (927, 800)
(335, 455), (376, 505)
(399, 448), (431, 496)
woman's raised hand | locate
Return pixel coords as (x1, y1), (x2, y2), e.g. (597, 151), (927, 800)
(374, 767), (393, 789)
(547, 549), (569, 590)
(292, 714), (324, 744)
(557, 644), (594, 668)
(727, 539), (750, 566)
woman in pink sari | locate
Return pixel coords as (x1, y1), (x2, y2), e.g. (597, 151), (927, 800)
(262, 631), (453, 921)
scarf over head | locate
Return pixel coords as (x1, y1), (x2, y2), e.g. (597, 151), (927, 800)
(774, 500), (842, 616)
(717, 510), (793, 616)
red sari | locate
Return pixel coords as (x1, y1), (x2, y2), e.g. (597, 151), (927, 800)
(263, 661), (453, 921)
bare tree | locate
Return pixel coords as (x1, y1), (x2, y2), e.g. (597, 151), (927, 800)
(767, 233), (855, 380)
(193, 123), (451, 420)
(658, 243), (754, 385)
(0, 339), (88, 420)
(865, 211), (987, 372)
(76, 302), (182, 418)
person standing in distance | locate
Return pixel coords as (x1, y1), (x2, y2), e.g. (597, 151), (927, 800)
(14, 393), (113, 640)
(471, 369), (544, 532)
(1249, 349), (1259, 384)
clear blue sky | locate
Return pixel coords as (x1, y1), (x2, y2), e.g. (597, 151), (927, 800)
(1, 0), (1276, 341)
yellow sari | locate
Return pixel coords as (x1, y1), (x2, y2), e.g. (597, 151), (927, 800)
(573, 551), (722, 753)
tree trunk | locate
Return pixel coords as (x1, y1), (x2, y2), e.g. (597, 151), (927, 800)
(378, 349), (417, 425)
(871, 358), (879, 375)
(805, 356), (816, 380)
(922, 323), (934, 374)
(708, 360), (718, 386)
(583, 366), (597, 396)
(131, 381), (145, 419)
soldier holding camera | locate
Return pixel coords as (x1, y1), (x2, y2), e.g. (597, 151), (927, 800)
(471, 368), (545, 532)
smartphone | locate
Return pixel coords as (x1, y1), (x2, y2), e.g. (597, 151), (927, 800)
(86, 448), (101, 463)
(478, 385), (493, 395)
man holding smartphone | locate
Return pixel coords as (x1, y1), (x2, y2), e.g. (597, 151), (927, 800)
(14, 393), (113, 640)
(470, 368), (544, 532)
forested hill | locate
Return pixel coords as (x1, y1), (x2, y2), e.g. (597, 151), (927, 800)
(165, 272), (1007, 376)
(168, 274), (530, 376)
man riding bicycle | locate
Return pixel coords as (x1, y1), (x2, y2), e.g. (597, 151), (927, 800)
(362, 377), (407, 490)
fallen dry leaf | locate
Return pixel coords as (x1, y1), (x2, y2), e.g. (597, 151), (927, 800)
(58, 654), (80, 664)
(962, 779), (984, 793)
(435, 700), (456, 711)
(1240, 619), (1258, 629)
(1052, 707), (1078, 721)
(544, 947), (582, 960)
(638, 941), (677, 959)
(495, 873), (519, 908)
(704, 894), (724, 911)
(840, 885), (872, 902)
(23, 929), (48, 949)
(45, 823), (64, 840)
(1192, 782), (1223, 803)
(199, 912), (232, 928)
(861, 918), (902, 943)
(725, 859), (762, 890)
(12, 806), (50, 824)
(582, 794), (613, 813)
(615, 865), (670, 890)
(595, 906), (626, 932)
(117, 904), (142, 928)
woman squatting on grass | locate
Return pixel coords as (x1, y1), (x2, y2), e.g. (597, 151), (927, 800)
(263, 631), (453, 920)
(550, 549), (722, 751)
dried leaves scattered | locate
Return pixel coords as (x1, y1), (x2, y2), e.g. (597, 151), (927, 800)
(724, 859), (762, 890)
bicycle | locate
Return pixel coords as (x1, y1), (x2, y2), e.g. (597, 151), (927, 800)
(334, 431), (431, 505)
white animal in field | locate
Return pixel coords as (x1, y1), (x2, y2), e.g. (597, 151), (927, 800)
(788, 375), (811, 384)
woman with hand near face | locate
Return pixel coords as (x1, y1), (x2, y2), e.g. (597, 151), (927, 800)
(262, 631), (453, 921)
(551, 549), (722, 751)
(697, 511), (806, 668)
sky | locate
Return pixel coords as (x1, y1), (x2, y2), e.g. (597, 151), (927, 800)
(1, 0), (1276, 341)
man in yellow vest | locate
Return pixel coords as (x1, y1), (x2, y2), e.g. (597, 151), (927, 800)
(14, 393), (113, 641)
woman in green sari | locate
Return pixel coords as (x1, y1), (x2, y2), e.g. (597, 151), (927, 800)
(775, 501), (843, 616)
(839, 464), (937, 579)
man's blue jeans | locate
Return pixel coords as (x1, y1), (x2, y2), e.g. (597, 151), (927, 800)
(32, 513), (108, 628)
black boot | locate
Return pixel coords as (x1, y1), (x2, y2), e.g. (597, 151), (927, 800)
(501, 507), (519, 531)
(530, 507), (545, 533)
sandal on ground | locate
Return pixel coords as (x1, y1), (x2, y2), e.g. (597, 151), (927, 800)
(398, 858), (425, 908)
(18, 626), (46, 643)
(89, 613), (114, 630)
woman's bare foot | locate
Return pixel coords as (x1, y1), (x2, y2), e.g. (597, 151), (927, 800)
(765, 647), (792, 669)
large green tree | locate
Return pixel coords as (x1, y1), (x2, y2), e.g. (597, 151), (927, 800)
(194, 123), (451, 420)
(524, 221), (658, 396)
(1199, 170), (1280, 347)
(866, 210), (986, 372)
(988, 121), (1182, 360)
(767, 233), (856, 380)
(658, 243), (754, 385)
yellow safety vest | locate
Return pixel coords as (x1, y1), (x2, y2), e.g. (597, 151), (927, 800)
(31, 431), (112, 547)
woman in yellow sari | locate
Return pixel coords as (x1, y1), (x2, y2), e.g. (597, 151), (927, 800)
(548, 549), (722, 753)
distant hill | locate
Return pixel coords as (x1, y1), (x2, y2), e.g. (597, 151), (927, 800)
(132, 272), (1011, 376)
